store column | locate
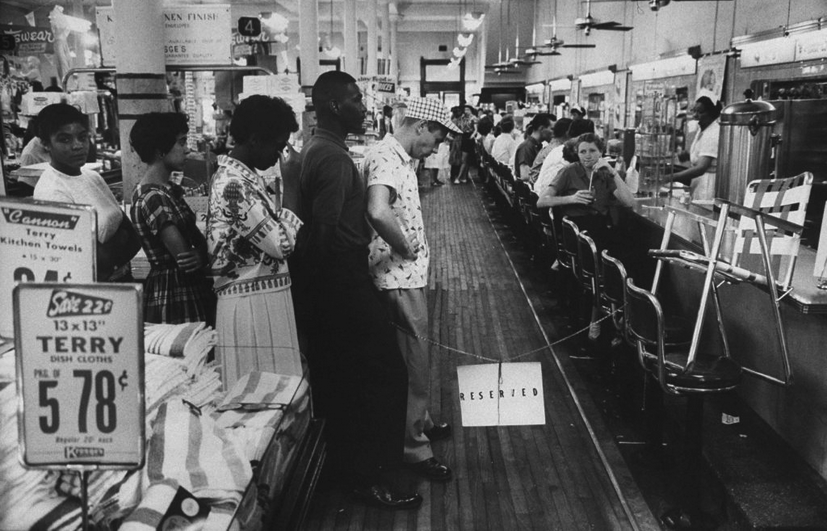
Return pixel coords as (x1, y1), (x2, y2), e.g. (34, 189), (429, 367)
(380, 1), (390, 75)
(299, 0), (320, 92)
(112, 0), (170, 203)
(343, 0), (359, 76)
(390, 12), (398, 81)
(366, 0), (378, 77)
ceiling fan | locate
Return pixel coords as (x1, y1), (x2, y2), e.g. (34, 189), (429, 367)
(575, 0), (633, 36)
(589, 0), (732, 11)
(537, 16), (597, 53)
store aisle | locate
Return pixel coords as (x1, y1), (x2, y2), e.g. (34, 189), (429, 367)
(303, 180), (659, 530)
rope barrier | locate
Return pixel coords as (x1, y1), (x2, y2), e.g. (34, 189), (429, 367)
(389, 309), (621, 363)
(211, 309), (621, 358)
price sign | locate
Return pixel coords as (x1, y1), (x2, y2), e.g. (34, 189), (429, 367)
(14, 283), (145, 468)
(0, 198), (96, 338)
(238, 17), (261, 37)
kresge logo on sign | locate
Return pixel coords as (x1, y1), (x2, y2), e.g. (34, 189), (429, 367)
(46, 290), (114, 318)
(65, 446), (105, 459)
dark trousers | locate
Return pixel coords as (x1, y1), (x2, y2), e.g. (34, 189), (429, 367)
(302, 250), (408, 486)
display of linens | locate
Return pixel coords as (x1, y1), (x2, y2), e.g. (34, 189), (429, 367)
(144, 322), (217, 376)
(0, 379), (81, 531)
(215, 378), (311, 461)
(216, 371), (303, 412)
(119, 399), (252, 531)
(0, 324), (311, 531)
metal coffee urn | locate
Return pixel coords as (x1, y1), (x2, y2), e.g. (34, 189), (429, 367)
(716, 99), (777, 205)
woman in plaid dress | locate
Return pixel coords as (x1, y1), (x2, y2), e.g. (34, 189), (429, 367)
(129, 113), (215, 325)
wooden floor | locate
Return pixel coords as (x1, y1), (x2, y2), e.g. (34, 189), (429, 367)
(302, 178), (660, 531)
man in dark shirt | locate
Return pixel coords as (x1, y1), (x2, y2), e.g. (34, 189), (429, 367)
(292, 71), (420, 511)
(514, 113), (553, 182)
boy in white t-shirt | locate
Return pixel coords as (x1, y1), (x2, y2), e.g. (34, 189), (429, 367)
(33, 103), (140, 280)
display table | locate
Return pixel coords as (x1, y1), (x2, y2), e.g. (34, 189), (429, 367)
(0, 322), (323, 531)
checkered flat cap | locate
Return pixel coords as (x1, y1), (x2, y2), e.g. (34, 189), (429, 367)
(404, 97), (462, 133)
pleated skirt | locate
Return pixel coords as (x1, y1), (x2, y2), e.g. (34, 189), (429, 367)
(215, 284), (303, 391)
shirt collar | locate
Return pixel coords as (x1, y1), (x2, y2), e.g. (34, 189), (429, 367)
(217, 155), (259, 184)
(384, 134), (413, 167)
(313, 127), (348, 151)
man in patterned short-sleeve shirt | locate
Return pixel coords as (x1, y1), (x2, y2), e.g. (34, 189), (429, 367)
(365, 97), (461, 483)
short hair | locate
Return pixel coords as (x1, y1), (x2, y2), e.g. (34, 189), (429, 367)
(567, 118), (595, 138)
(527, 113), (553, 133)
(231, 95), (298, 145)
(37, 103), (88, 144)
(499, 115), (515, 133)
(552, 118), (573, 138)
(695, 96), (723, 120)
(130, 112), (189, 163)
(312, 71), (357, 118)
(575, 132), (605, 154)
(401, 116), (447, 134)
(476, 116), (494, 136)
(562, 138), (580, 163)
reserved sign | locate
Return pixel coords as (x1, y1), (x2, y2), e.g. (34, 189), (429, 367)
(457, 362), (546, 427)
(14, 283), (145, 469)
(0, 198), (96, 338)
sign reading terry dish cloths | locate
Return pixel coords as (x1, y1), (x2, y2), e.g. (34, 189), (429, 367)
(14, 283), (145, 469)
(456, 363), (545, 426)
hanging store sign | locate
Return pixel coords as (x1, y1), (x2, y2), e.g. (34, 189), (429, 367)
(96, 5), (232, 67)
(630, 55), (696, 81)
(739, 37), (796, 68)
(0, 198), (96, 338)
(14, 283), (145, 468)
(457, 363), (545, 426)
(579, 70), (615, 88)
(794, 29), (827, 62)
(0, 25), (55, 55)
(548, 78), (572, 93)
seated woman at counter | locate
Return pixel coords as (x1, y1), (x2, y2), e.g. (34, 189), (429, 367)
(537, 133), (636, 339)
(206, 95), (303, 389)
(537, 132), (635, 243)
(32, 103), (140, 281)
(665, 95), (723, 201)
(129, 112), (216, 326)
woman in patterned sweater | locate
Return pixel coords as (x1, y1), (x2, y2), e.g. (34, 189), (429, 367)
(129, 112), (215, 325)
(206, 96), (303, 389)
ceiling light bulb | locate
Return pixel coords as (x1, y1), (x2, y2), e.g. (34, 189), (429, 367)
(462, 13), (485, 32)
(457, 33), (474, 47)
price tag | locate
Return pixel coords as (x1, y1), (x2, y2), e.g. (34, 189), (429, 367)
(0, 198), (96, 338)
(14, 283), (145, 469)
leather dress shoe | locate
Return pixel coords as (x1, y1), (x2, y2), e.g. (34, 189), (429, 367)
(405, 457), (453, 482)
(424, 422), (452, 442)
(351, 483), (423, 510)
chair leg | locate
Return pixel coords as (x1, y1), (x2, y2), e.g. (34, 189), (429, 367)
(660, 395), (720, 530)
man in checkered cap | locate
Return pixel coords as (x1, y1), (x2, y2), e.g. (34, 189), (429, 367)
(365, 97), (461, 483)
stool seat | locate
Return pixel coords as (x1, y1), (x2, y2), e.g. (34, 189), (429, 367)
(642, 354), (742, 393)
